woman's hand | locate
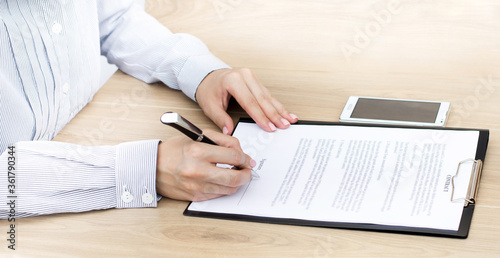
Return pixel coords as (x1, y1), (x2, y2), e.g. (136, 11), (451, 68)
(196, 68), (298, 135)
(156, 130), (256, 201)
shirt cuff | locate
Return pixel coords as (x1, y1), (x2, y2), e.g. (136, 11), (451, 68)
(115, 139), (160, 208)
(177, 54), (231, 102)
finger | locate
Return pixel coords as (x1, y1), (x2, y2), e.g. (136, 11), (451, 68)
(228, 70), (291, 130)
(239, 72), (294, 129)
(226, 80), (275, 132)
(178, 177), (242, 197)
(202, 182), (241, 195)
(185, 135), (254, 169)
(203, 130), (243, 152)
(191, 193), (223, 202)
(203, 144), (254, 169)
(204, 166), (252, 188)
(164, 187), (225, 202)
(268, 94), (299, 123)
(203, 104), (234, 135)
(159, 164), (249, 200)
(245, 73), (298, 124)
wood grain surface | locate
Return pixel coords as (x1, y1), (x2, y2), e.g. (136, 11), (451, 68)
(3, 1), (500, 257)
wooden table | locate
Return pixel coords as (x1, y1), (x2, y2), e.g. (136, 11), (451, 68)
(5, 1), (500, 256)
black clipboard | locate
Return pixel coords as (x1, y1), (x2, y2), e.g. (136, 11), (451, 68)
(184, 119), (489, 238)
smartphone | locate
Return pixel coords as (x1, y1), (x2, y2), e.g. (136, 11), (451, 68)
(339, 96), (450, 127)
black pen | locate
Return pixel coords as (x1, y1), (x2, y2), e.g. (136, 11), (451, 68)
(160, 112), (259, 179)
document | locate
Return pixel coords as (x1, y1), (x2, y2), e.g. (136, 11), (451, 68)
(186, 121), (485, 234)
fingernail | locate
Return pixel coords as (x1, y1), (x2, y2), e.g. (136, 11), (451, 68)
(223, 126), (229, 135)
(281, 118), (290, 127)
(290, 113), (298, 120)
(250, 158), (257, 168)
(268, 122), (277, 132)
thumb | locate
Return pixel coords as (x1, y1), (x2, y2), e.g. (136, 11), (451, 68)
(204, 105), (235, 135)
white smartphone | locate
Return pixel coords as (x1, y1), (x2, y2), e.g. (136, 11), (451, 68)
(339, 96), (450, 127)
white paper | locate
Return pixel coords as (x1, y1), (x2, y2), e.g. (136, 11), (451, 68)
(189, 123), (480, 231)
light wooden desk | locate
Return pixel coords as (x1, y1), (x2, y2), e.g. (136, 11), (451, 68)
(6, 1), (500, 257)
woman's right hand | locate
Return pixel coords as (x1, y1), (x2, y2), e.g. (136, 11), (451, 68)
(155, 129), (256, 201)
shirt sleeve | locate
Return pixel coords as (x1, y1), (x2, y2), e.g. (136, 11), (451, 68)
(97, 0), (230, 101)
(0, 139), (160, 219)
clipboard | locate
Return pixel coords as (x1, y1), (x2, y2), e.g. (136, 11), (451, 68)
(184, 119), (489, 238)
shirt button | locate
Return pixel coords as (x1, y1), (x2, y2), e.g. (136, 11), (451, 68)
(121, 191), (134, 203)
(52, 22), (62, 34)
(62, 83), (70, 94)
(142, 193), (153, 204)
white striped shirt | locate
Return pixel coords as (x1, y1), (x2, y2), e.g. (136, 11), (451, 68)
(0, 0), (230, 218)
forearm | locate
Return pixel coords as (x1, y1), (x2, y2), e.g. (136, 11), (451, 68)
(98, 0), (230, 101)
(0, 139), (160, 218)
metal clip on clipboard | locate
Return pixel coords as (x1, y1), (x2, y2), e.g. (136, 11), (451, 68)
(450, 158), (483, 207)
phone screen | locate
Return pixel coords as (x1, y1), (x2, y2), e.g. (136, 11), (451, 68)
(351, 98), (441, 123)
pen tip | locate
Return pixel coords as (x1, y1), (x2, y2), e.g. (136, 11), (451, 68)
(251, 169), (260, 179)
